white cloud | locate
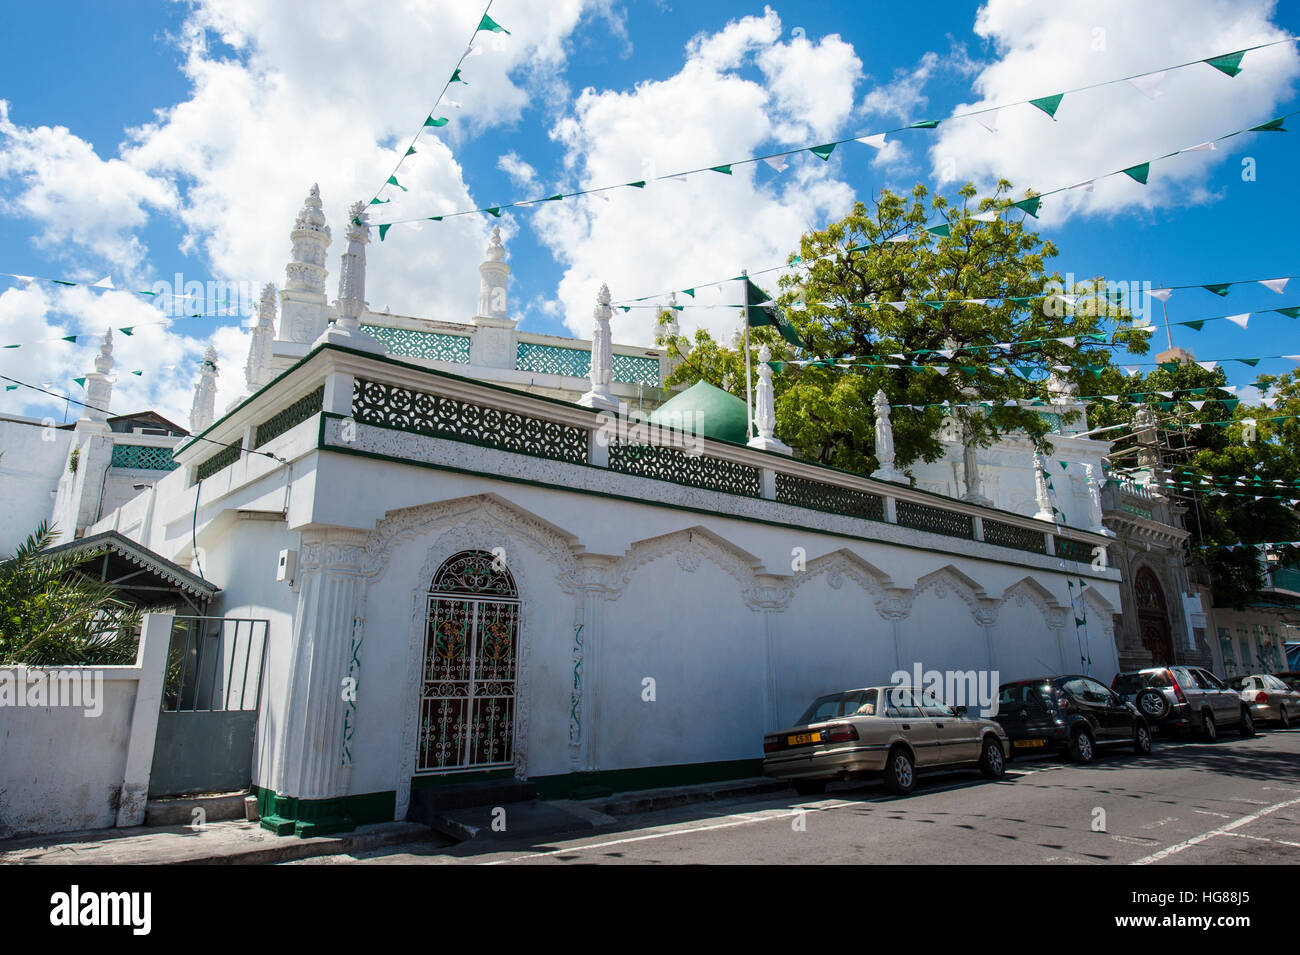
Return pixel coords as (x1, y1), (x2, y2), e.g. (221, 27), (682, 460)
(929, 0), (1300, 221)
(497, 151), (538, 187)
(0, 0), (613, 420)
(534, 9), (862, 346)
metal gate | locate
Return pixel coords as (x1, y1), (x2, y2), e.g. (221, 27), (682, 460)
(417, 551), (519, 774)
(148, 616), (269, 797)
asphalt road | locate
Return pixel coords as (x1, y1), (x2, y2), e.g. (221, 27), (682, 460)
(299, 726), (1300, 865)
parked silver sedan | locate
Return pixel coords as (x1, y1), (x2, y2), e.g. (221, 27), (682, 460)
(762, 686), (1010, 796)
(1233, 674), (1300, 728)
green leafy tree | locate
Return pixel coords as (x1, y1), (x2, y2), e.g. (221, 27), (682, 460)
(0, 521), (141, 666)
(1086, 362), (1300, 606)
(658, 182), (1149, 472)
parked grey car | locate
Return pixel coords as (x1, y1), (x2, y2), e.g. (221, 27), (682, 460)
(1233, 674), (1300, 728)
(1113, 666), (1255, 741)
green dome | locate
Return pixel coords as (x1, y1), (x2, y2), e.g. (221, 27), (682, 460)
(649, 380), (749, 444)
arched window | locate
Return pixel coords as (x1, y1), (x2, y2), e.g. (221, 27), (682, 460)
(417, 551), (519, 773)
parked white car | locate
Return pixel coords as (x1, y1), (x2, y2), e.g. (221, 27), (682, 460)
(1232, 674), (1300, 728)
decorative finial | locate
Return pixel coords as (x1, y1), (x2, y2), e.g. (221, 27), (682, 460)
(295, 183), (330, 236)
(597, 283), (611, 306)
(94, 328), (114, 375)
(485, 225), (505, 262)
(345, 200), (369, 243)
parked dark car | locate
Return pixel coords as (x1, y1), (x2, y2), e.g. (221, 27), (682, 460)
(1112, 666), (1255, 741)
(994, 676), (1152, 763)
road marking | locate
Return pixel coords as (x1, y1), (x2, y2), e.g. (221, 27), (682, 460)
(1219, 831), (1300, 849)
(1192, 809), (1231, 818)
(1132, 795), (1300, 865)
(1141, 816), (1178, 829)
(1110, 834), (1160, 846)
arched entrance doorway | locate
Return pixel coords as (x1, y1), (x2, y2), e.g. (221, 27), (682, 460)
(417, 551), (519, 773)
(1134, 567), (1174, 665)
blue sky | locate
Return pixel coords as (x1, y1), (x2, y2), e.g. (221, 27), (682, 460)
(1, 1), (1298, 426)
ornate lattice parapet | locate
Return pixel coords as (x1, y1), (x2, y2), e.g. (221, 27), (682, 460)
(110, 444), (179, 471)
(516, 342), (660, 385)
(194, 442), (243, 482)
(360, 325), (471, 364)
(775, 472), (885, 522)
(982, 518), (1048, 554)
(896, 499), (976, 540)
(253, 386), (325, 449)
(351, 378), (588, 464)
(608, 442), (761, 497)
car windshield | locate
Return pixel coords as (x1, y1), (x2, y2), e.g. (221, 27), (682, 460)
(796, 689), (876, 725)
(1113, 671), (1168, 694)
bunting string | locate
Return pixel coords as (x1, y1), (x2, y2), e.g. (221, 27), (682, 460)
(368, 38), (1300, 231)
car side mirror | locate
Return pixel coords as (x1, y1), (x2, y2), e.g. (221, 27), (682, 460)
(954, 705), (968, 718)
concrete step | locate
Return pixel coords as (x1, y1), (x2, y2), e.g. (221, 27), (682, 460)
(144, 791), (249, 827)
(430, 800), (597, 844)
(407, 779), (536, 827)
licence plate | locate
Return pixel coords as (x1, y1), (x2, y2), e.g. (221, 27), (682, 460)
(1014, 739), (1046, 748)
(788, 732), (822, 745)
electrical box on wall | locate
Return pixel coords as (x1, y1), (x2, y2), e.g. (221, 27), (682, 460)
(277, 549), (297, 584)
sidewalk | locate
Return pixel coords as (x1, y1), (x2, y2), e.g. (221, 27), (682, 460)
(0, 776), (791, 865)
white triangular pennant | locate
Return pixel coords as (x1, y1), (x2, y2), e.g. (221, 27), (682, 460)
(1149, 288), (1173, 302)
(1128, 70), (1168, 100)
(1068, 179), (1095, 193)
(970, 210), (999, 222)
(1197, 361), (1218, 371)
(973, 109), (1000, 134)
(92, 276), (114, 289)
(1180, 141), (1216, 153)
(857, 133), (887, 150)
(1225, 313), (1250, 329)
(1259, 278), (1289, 295)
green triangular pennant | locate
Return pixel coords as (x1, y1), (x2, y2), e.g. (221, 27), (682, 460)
(477, 13), (510, 34)
(1236, 357), (1261, 367)
(404, 146), (417, 157)
(1181, 320), (1205, 331)
(1204, 51), (1245, 77)
(485, 207), (502, 217)
(1029, 93), (1064, 119)
(683, 288), (695, 297)
(369, 198), (390, 205)
(808, 143), (836, 161)
(745, 278), (804, 348)
(131, 370), (142, 376)
(1122, 162), (1150, 184)
(1011, 196), (1041, 217)
(378, 223), (391, 242)
(1275, 307), (1300, 319)
(73, 377), (86, 387)
(119, 327), (134, 336)
(62, 335), (77, 343)
(926, 223), (950, 237)
(1203, 283), (1231, 296)
(627, 180), (646, 188)
(450, 68), (466, 83)
(710, 165), (732, 175)
(424, 116), (449, 127)
(1249, 116), (1286, 132)
(386, 175), (407, 192)
(908, 119), (939, 129)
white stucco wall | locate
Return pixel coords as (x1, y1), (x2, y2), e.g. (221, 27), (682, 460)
(0, 418), (72, 556)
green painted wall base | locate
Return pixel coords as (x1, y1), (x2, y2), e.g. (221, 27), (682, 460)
(253, 786), (396, 838)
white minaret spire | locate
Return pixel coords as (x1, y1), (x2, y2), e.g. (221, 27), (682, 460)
(870, 389), (906, 483)
(315, 200), (385, 353)
(1033, 454), (1055, 522)
(747, 343), (791, 454)
(245, 283), (277, 392)
(280, 183), (332, 344)
(578, 283), (618, 411)
(81, 328), (115, 427)
(476, 226), (510, 321)
(190, 345), (218, 434)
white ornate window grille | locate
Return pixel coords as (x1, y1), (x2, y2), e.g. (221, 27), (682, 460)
(418, 551), (519, 774)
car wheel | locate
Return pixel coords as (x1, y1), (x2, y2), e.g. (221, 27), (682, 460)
(883, 746), (916, 796)
(1136, 689), (1170, 721)
(979, 738), (1006, 779)
(1133, 721), (1152, 754)
(793, 779), (826, 797)
(1201, 711), (1217, 742)
(1070, 727), (1095, 763)
(1280, 705), (1291, 729)
(1239, 708), (1255, 738)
